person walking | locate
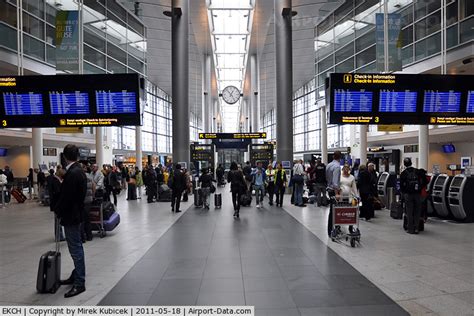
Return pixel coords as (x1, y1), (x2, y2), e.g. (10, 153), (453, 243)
(265, 164), (276, 206)
(4, 166), (13, 203)
(314, 157), (327, 206)
(252, 161), (266, 208)
(274, 162), (287, 207)
(357, 165), (375, 221)
(400, 157), (423, 234)
(326, 151), (342, 237)
(27, 168), (34, 198)
(54, 144), (87, 298)
(170, 164), (186, 213)
(108, 166), (121, 206)
(292, 159), (306, 207)
(198, 168), (215, 210)
(144, 165), (157, 203)
(243, 161), (253, 193)
(227, 162), (246, 218)
(216, 164), (225, 186)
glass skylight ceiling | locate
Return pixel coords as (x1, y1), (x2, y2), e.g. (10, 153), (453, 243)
(208, 0), (254, 132)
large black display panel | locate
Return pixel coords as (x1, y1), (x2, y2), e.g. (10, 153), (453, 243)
(328, 73), (474, 125)
(0, 73), (141, 128)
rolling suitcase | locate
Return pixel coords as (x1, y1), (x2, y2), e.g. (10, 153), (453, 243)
(36, 220), (61, 294)
(103, 212), (120, 232)
(390, 200), (404, 219)
(214, 193), (222, 209)
(11, 188), (27, 203)
(194, 188), (203, 207)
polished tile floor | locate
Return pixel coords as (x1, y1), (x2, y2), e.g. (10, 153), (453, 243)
(99, 190), (407, 315)
(0, 187), (472, 315)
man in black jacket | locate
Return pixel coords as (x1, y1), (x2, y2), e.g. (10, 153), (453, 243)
(400, 157), (422, 234)
(170, 164), (186, 213)
(54, 144), (87, 298)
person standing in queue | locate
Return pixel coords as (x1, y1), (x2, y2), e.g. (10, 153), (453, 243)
(265, 164), (276, 206)
(227, 162), (246, 218)
(400, 157), (423, 234)
(108, 166), (121, 207)
(54, 144), (87, 298)
(326, 151), (342, 237)
(292, 159), (306, 207)
(144, 165), (157, 203)
(274, 162), (287, 207)
(91, 164), (104, 200)
(170, 164), (186, 213)
(357, 164), (374, 221)
(314, 157), (327, 206)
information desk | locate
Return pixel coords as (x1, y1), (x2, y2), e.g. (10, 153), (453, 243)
(327, 73), (474, 125)
(0, 74), (141, 127)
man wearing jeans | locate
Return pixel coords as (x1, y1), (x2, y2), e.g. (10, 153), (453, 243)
(326, 151), (342, 237)
(54, 144), (87, 298)
(252, 162), (266, 208)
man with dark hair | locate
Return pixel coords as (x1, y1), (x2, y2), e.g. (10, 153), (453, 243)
(326, 151), (342, 237)
(54, 144), (87, 298)
(170, 164), (186, 213)
(400, 157), (422, 234)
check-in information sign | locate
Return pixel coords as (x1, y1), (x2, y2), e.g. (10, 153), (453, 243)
(199, 132), (267, 139)
(328, 73), (474, 125)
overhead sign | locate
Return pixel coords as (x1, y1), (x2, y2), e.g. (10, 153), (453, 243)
(0, 74), (141, 128)
(249, 144), (274, 166)
(377, 125), (403, 132)
(199, 132), (266, 139)
(190, 144), (214, 162)
(56, 127), (83, 133)
(328, 73), (474, 125)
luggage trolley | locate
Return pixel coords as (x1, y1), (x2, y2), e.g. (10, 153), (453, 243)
(89, 197), (107, 238)
(330, 196), (361, 247)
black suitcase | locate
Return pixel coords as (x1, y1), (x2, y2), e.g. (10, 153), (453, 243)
(194, 188), (203, 207)
(36, 221), (61, 294)
(214, 193), (222, 208)
(240, 193), (252, 207)
(390, 201), (404, 219)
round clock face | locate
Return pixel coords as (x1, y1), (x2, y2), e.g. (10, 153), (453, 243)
(222, 86), (241, 104)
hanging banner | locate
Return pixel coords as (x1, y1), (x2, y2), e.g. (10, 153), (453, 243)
(56, 11), (79, 72)
(376, 13), (402, 72)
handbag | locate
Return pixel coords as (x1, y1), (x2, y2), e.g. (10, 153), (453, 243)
(210, 184), (216, 194)
(292, 174), (304, 185)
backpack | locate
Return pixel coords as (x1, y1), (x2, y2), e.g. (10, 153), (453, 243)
(406, 168), (422, 193)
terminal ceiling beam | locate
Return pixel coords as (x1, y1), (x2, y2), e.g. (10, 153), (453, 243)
(274, 0), (294, 163)
(171, 0), (190, 164)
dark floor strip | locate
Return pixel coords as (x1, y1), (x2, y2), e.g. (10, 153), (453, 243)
(99, 190), (408, 315)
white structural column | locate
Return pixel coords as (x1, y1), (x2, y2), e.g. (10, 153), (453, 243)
(250, 55), (260, 133)
(32, 128), (43, 169)
(359, 125), (368, 165)
(96, 127), (104, 167)
(419, 125), (429, 169)
(320, 105), (328, 164)
(202, 55), (212, 134)
(135, 126), (142, 169)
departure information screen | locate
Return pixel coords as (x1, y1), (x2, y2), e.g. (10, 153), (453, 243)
(467, 91), (474, 113)
(96, 91), (137, 114)
(328, 73), (474, 125)
(3, 92), (44, 115)
(379, 90), (417, 113)
(423, 90), (461, 113)
(0, 73), (141, 128)
(334, 90), (372, 112)
(49, 91), (90, 115)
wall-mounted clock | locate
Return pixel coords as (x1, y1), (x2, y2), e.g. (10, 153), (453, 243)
(221, 85), (241, 104)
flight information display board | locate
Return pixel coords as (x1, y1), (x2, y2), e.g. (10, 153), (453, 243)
(379, 90), (417, 113)
(96, 91), (137, 114)
(328, 73), (474, 124)
(334, 90), (372, 112)
(49, 91), (90, 115)
(0, 73), (141, 128)
(3, 92), (44, 115)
